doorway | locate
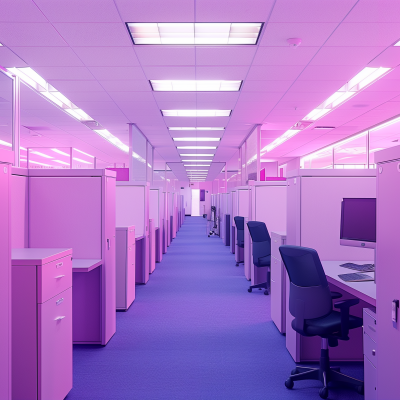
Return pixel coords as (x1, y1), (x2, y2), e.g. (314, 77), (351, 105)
(191, 189), (200, 216)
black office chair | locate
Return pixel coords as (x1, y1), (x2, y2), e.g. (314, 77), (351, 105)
(233, 216), (244, 266)
(247, 221), (271, 295)
(279, 245), (364, 399)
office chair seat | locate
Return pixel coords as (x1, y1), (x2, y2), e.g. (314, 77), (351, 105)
(298, 311), (362, 338)
(256, 254), (270, 267)
(237, 240), (244, 248)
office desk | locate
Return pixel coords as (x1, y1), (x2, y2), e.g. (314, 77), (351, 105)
(286, 260), (375, 362)
(72, 258), (115, 345)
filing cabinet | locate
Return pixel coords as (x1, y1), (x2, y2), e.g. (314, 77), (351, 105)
(363, 308), (377, 400)
(11, 248), (73, 400)
(116, 226), (136, 310)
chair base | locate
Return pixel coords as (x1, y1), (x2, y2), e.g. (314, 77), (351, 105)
(248, 281), (269, 295)
(285, 342), (364, 399)
(235, 261), (244, 267)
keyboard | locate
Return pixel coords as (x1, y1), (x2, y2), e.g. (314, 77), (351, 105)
(338, 273), (374, 282)
(340, 263), (375, 273)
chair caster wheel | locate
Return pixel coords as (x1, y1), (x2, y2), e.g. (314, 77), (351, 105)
(236, 263), (239, 266)
(285, 378), (294, 389)
(357, 385), (364, 395)
(319, 387), (328, 399)
(248, 288), (252, 293)
(264, 290), (269, 295)
(291, 368), (298, 375)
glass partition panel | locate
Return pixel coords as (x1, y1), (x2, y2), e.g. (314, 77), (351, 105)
(146, 141), (153, 182)
(131, 128), (146, 181)
(0, 71), (13, 151)
(334, 133), (367, 168)
(301, 147), (333, 169)
(369, 121), (400, 166)
(26, 147), (72, 169)
(246, 129), (257, 182)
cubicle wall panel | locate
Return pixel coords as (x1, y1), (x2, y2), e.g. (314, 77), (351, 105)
(104, 177), (116, 343)
(286, 178), (301, 248)
(150, 189), (160, 228)
(116, 185), (145, 237)
(115, 230), (127, 308)
(238, 189), (249, 218)
(300, 177), (375, 261)
(11, 174), (28, 248)
(0, 165), (10, 400)
(29, 177), (102, 259)
(255, 186), (287, 232)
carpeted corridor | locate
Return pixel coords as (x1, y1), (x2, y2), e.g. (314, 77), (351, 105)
(67, 216), (363, 400)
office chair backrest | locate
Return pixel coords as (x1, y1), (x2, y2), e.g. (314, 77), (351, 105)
(279, 245), (332, 323)
(247, 221), (271, 266)
(234, 216), (245, 243)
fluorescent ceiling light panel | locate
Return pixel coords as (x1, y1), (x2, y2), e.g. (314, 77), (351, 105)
(0, 139), (12, 147)
(30, 150), (53, 159)
(94, 129), (129, 153)
(177, 146), (217, 149)
(180, 154), (215, 157)
(151, 80), (241, 92)
(169, 127), (224, 131)
(186, 170), (208, 171)
(173, 137), (220, 142)
(28, 160), (50, 166)
(127, 23), (263, 45)
(264, 66), (392, 153)
(184, 164), (210, 167)
(74, 148), (94, 158)
(394, 39), (400, 46)
(182, 160), (213, 162)
(162, 110), (231, 117)
(73, 157), (92, 165)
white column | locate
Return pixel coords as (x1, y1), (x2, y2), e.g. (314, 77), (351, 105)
(12, 75), (20, 167)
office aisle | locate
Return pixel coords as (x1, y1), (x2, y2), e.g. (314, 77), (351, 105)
(67, 217), (363, 400)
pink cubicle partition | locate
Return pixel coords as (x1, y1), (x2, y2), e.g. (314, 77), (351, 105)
(0, 149), (14, 400)
(236, 187), (249, 277)
(116, 182), (150, 284)
(27, 169), (117, 345)
(285, 169), (376, 362)
(248, 180), (287, 286)
(375, 146), (400, 399)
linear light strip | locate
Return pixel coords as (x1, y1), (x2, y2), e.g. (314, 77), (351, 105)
(177, 146), (217, 149)
(263, 66), (392, 153)
(173, 137), (220, 142)
(169, 127), (224, 131)
(151, 80), (241, 92)
(162, 110), (230, 117)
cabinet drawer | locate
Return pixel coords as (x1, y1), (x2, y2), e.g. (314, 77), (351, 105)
(363, 331), (377, 367)
(271, 234), (285, 262)
(364, 356), (377, 400)
(271, 257), (282, 283)
(38, 287), (73, 400)
(363, 308), (377, 343)
(37, 256), (72, 304)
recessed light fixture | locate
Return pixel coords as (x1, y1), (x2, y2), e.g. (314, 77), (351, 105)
(162, 110), (231, 117)
(74, 148), (94, 158)
(314, 126), (335, 130)
(126, 23), (263, 45)
(186, 170), (208, 172)
(54, 160), (70, 166)
(151, 80), (241, 92)
(0, 42), (3, 47)
(394, 39), (400, 46)
(0, 139), (12, 147)
(52, 148), (70, 157)
(177, 146), (217, 149)
(73, 157), (92, 165)
(94, 129), (129, 153)
(263, 66), (392, 153)
(182, 159), (213, 162)
(180, 153), (215, 157)
(184, 164), (210, 167)
(169, 127), (224, 131)
(173, 137), (220, 142)
(30, 150), (53, 159)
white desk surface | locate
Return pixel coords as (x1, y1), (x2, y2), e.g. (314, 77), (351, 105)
(135, 234), (145, 240)
(72, 259), (102, 273)
(322, 261), (376, 306)
(12, 248), (72, 266)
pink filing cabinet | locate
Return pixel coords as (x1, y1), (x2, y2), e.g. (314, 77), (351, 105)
(116, 226), (136, 310)
(363, 308), (377, 400)
(375, 146), (400, 400)
(11, 248), (73, 400)
(149, 219), (156, 273)
(28, 169), (116, 345)
(0, 149), (13, 400)
(270, 232), (286, 334)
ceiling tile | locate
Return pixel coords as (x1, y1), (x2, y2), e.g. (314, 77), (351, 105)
(0, 47), (27, 67)
(253, 46), (318, 65)
(12, 47), (85, 66)
(196, 47), (257, 66)
(73, 46), (140, 66)
(135, 47), (195, 66)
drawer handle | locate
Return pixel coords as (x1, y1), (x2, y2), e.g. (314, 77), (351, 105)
(56, 262), (63, 268)
(55, 316), (66, 321)
(372, 349), (376, 356)
(56, 298), (64, 306)
(368, 324), (376, 333)
(55, 275), (65, 279)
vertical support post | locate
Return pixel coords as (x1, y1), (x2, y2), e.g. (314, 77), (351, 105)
(225, 163), (227, 193)
(256, 124), (261, 181)
(366, 130), (370, 168)
(69, 147), (73, 169)
(12, 75), (20, 167)
(128, 123), (134, 182)
(151, 146), (154, 184)
(94, 157), (97, 169)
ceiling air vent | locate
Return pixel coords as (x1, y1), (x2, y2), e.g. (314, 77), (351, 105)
(82, 120), (102, 129)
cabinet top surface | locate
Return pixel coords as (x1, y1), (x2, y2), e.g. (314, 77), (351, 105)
(271, 231), (287, 238)
(12, 248), (72, 265)
(116, 226), (135, 231)
(287, 169), (376, 179)
(322, 261), (376, 306)
(72, 258), (102, 272)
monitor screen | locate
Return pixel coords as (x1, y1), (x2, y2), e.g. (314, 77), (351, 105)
(340, 198), (376, 244)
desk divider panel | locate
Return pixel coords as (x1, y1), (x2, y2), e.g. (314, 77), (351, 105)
(11, 170), (29, 248)
(238, 187), (249, 278)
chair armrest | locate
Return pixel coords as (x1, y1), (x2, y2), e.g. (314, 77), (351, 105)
(330, 291), (343, 300)
(334, 299), (359, 339)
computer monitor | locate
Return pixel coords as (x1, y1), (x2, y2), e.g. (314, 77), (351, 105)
(340, 198), (376, 249)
